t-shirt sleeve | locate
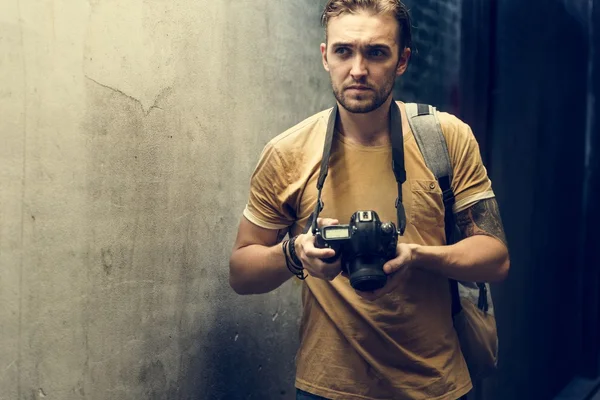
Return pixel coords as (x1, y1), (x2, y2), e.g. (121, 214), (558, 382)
(243, 141), (296, 230)
(439, 113), (495, 213)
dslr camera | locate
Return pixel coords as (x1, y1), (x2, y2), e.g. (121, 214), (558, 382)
(314, 210), (398, 292)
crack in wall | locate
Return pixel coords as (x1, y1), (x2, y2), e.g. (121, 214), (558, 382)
(84, 75), (170, 116)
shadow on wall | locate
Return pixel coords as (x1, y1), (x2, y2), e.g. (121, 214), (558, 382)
(80, 79), (302, 399)
(190, 286), (302, 400)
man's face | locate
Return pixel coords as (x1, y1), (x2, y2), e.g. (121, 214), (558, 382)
(320, 11), (410, 114)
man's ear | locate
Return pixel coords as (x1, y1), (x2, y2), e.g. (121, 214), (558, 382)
(396, 47), (411, 76)
(320, 43), (330, 72)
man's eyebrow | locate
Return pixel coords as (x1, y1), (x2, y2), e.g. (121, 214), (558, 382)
(364, 44), (392, 51)
(331, 42), (354, 48)
(330, 42), (392, 51)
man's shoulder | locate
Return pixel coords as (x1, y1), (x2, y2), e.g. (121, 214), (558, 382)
(267, 107), (333, 152)
(434, 109), (468, 131)
(402, 102), (472, 141)
(431, 109), (476, 144)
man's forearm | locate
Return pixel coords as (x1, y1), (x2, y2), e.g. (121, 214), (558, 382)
(229, 244), (295, 295)
(412, 235), (510, 282)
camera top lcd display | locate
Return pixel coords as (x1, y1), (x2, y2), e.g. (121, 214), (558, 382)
(322, 226), (350, 240)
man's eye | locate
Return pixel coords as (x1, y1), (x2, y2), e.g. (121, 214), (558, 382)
(369, 49), (384, 57)
(335, 48), (350, 55)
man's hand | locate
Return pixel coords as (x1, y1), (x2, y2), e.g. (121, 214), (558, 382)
(295, 218), (343, 281)
(356, 242), (420, 301)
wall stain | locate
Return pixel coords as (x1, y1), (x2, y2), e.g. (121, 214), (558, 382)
(101, 248), (113, 275)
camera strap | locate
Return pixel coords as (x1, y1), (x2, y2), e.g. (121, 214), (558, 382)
(307, 101), (407, 236)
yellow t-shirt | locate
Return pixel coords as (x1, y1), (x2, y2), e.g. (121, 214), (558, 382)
(243, 102), (495, 400)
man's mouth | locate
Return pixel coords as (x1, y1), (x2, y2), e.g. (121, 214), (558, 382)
(346, 85), (371, 91)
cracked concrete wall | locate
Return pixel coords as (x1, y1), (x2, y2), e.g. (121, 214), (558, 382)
(0, 1), (331, 399)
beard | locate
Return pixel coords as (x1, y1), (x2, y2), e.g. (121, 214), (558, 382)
(331, 72), (396, 114)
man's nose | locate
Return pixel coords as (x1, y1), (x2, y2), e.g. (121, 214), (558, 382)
(349, 55), (368, 79)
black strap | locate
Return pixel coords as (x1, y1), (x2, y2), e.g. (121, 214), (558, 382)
(409, 104), (490, 316)
(307, 101), (407, 235)
(390, 101), (407, 235)
(417, 103), (430, 116)
(438, 175), (457, 244)
(307, 104), (339, 234)
(411, 104), (463, 314)
(317, 104), (339, 191)
(450, 279), (461, 316)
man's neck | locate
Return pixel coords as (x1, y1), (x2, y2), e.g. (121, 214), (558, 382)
(337, 97), (394, 147)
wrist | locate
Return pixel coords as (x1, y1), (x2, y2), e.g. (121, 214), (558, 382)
(407, 243), (422, 268)
(410, 243), (450, 273)
(282, 236), (305, 280)
(289, 235), (303, 267)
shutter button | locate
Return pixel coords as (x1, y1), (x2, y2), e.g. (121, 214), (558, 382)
(429, 182), (436, 190)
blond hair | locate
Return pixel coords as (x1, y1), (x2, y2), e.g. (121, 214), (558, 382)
(321, 0), (413, 51)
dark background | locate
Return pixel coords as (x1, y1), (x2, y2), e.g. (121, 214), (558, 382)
(396, 0), (600, 399)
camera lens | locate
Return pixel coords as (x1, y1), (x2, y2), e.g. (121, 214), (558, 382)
(347, 258), (387, 292)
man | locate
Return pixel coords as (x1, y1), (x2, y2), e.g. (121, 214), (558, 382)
(229, 1), (510, 399)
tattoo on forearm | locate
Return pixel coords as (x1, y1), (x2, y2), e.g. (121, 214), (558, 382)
(455, 198), (507, 246)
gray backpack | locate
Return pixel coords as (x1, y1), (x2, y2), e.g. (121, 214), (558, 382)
(405, 103), (499, 380)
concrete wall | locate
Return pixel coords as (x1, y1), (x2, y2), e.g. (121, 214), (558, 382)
(395, 0), (462, 113)
(0, 1), (332, 399)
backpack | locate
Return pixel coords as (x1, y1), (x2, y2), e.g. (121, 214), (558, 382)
(405, 103), (499, 381)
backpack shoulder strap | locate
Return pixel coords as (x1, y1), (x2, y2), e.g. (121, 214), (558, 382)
(404, 103), (456, 243)
(405, 103), (491, 315)
(404, 103), (452, 181)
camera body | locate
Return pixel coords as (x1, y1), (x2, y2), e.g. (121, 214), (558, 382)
(314, 210), (398, 292)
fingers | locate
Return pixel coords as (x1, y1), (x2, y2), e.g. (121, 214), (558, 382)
(357, 243), (420, 301)
(301, 234), (336, 259)
(296, 232), (342, 281)
(383, 243), (416, 274)
(316, 217), (339, 228)
(383, 257), (405, 275)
